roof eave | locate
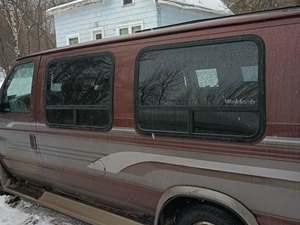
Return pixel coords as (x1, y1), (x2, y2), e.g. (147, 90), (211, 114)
(47, 0), (103, 16)
(156, 0), (233, 15)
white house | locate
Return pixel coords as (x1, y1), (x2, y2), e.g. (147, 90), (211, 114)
(48, 0), (232, 47)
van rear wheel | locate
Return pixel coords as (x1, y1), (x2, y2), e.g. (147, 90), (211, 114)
(176, 204), (244, 225)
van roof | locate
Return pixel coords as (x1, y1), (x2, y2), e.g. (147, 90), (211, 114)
(19, 6), (300, 61)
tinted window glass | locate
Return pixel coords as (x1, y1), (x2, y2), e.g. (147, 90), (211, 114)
(136, 38), (264, 140)
(2, 63), (34, 113)
(138, 108), (189, 133)
(194, 111), (260, 137)
(47, 109), (74, 125)
(77, 110), (109, 127)
(46, 53), (114, 130)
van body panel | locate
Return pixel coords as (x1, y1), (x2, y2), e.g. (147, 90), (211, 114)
(0, 57), (42, 182)
(0, 8), (299, 225)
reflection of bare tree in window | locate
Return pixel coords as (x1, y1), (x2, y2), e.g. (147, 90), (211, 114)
(74, 58), (111, 105)
(139, 66), (187, 106)
(225, 82), (258, 102)
(47, 56), (112, 106)
(200, 80), (258, 106)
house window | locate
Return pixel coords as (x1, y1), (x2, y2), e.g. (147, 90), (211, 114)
(95, 33), (102, 40)
(136, 36), (265, 141)
(132, 25), (142, 33)
(119, 22), (143, 36)
(92, 28), (104, 40)
(45, 53), (114, 130)
(119, 27), (129, 36)
(67, 34), (80, 45)
(123, 0), (133, 6)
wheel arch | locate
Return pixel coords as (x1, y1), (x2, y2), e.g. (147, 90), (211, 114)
(154, 186), (259, 225)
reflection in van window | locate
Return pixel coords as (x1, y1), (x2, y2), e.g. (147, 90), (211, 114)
(7, 64), (34, 98)
(45, 53), (113, 129)
(241, 65), (259, 82)
(3, 63), (34, 113)
(196, 68), (219, 88)
(137, 39), (264, 140)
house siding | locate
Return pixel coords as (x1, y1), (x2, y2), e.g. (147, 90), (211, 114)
(54, 0), (158, 47)
(158, 4), (222, 27)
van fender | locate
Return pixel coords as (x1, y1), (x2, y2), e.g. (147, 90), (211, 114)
(154, 186), (259, 225)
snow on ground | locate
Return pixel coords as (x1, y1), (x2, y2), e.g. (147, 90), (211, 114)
(0, 194), (88, 225)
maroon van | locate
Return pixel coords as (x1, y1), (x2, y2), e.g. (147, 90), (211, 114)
(0, 7), (300, 225)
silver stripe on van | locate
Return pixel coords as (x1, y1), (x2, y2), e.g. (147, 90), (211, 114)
(261, 136), (300, 146)
(89, 152), (300, 182)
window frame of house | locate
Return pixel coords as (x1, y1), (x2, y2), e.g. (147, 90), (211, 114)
(91, 27), (104, 41)
(122, 0), (134, 6)
(118, 21), (143, 36)
(134, 35), (266, 142)
(44, 52), (115, 131)
(66, 33), (80, 46)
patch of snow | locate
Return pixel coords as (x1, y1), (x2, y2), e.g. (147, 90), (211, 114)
(0, 196), (28, 225)
(48, 0), (232, 16)
(47, 0), (103, 15)
(181, 0), (230, 12)
(157, 0), (232, 15)
(0, 195), (87, 225)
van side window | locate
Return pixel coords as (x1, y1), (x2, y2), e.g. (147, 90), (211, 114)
(1, 63), (34, 113)
(136, 37), (265, 141)
(45, 53), (114, 130)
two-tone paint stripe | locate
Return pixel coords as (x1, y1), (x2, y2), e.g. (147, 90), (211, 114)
(88, 151), (300, 182)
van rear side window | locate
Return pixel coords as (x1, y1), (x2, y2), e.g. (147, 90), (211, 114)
(45, 53), (114, 130)
(136, 36), (265, 141)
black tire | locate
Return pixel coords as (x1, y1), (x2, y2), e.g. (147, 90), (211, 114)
(176, 204), (244, 225)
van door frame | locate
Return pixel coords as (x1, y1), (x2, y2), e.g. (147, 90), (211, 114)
(0, 56), (42, 180)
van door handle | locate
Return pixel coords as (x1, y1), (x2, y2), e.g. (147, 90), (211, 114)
(29, 134), (37, 151)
